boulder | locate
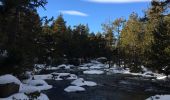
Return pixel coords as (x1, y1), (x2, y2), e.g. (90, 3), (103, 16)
(0, 83), (19, 98)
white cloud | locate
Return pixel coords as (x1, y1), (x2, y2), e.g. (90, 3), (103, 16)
(59, 10), (88, 17)
(85, 0), (151, 3)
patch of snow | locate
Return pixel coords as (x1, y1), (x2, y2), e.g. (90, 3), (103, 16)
(71, 78), (85, 86)
(80, 63), (93, 67)
(55, 77), (63, 81)
(34, 64), (46, 69)
(64, 86), (85, 92)
(20, 84), (40, 93)
(37, 93), (49, 100)
(104, 64), (110, 68)
(84, 81), (97, 86)
(28, 79), (48, 86)
(46, 66), (59, 70)
(156, 75), (167, 80)
(67, 74), (78, 80)
(0, 74), (21, 85)
(0, 93), (29, 100)
(146, 95), (170, 100)
(57, 64), (71, 69)
(79, 67), (89, 70)
(83, 70), (104, 75)
(33, 74), (53, 80)
(0, 93), (49, 100)
(89, 64), (104, 69)
(71, 78), (97, 87)
(51, 73), (77, 80)
(109, 67), (130, 74)
(20, 80), (52, 94)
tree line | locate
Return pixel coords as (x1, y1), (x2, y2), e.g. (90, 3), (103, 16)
(0, 0), (169, 76)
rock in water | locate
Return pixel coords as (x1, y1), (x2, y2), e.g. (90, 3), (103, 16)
(0, 83), (20, 98)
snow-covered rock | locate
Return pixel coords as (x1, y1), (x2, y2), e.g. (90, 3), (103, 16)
(57, 64), (74, 69)
(83, 70), (104, 75)
(71, 78), (97, 87)
(89, 64), (104, 69)
(28, 80), (48, 86)
(146, 95), (170, 100)
(37, 93), (49, 100)
(0, 74), (21, 85)
(109, 67), (130, 74)
(20, 80), (52, 93)
(0, 93), (49, 100)
(80, 63), (93, 67)
(34, 64), (46, 69)
(84, 81), (97, 86)
(71, 78), (85, 86)
(156, 75), (167, 80)
(64, 86), (85, 92)
(33, 74), (53, 80)
(0, 93), (29, 100)
(46, 66), (59, 70)
(79, 67), (89, 70)
(67, 74), (78, 80)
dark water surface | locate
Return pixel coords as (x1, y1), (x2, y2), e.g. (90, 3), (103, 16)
(42, 69), (170, 100)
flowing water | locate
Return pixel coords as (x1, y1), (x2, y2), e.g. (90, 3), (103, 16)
(42, 68), (170, 100)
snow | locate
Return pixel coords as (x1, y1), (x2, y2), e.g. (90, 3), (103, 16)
(0, 93), (29, 100)
(28, 79), (49, 86)
(89, 64), (104, 69)
(84, 81), (97, 86)
(0, 93), (49, 100)
(0, 74), (51, 99)
(46, 66), (59, 70)
(0, 2), (3, 6)
(156, 75), (167, 80)
(35, 64), (46, 69)
(96, 57), (107, 60)
(71, 78), (85, 86)
(67, 74), (78, 80)
(20, 84), (40, 93)
(20, 80), (52, 93)
(64, 86), (85, 92)
(79, 67), (89, 70)
(146, 95), (170, 100)
(83, 70), (104, 75)
(51, 72), (70, 76)
(71, 78), (97, 87)
(33, 74), (53, 80)
(109, 67), (130, 74)
(80, 63), (93, 67)
(57, 64), (74, 69)
(37, 93), (49, 100)
(51, 72), (78, 80)
(0, 74), (21, 85)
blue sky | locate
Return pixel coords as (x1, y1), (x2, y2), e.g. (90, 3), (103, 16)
(37, 0), (151, 33)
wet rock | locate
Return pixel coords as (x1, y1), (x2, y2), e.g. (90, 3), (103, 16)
(0, 83), (20, 98)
